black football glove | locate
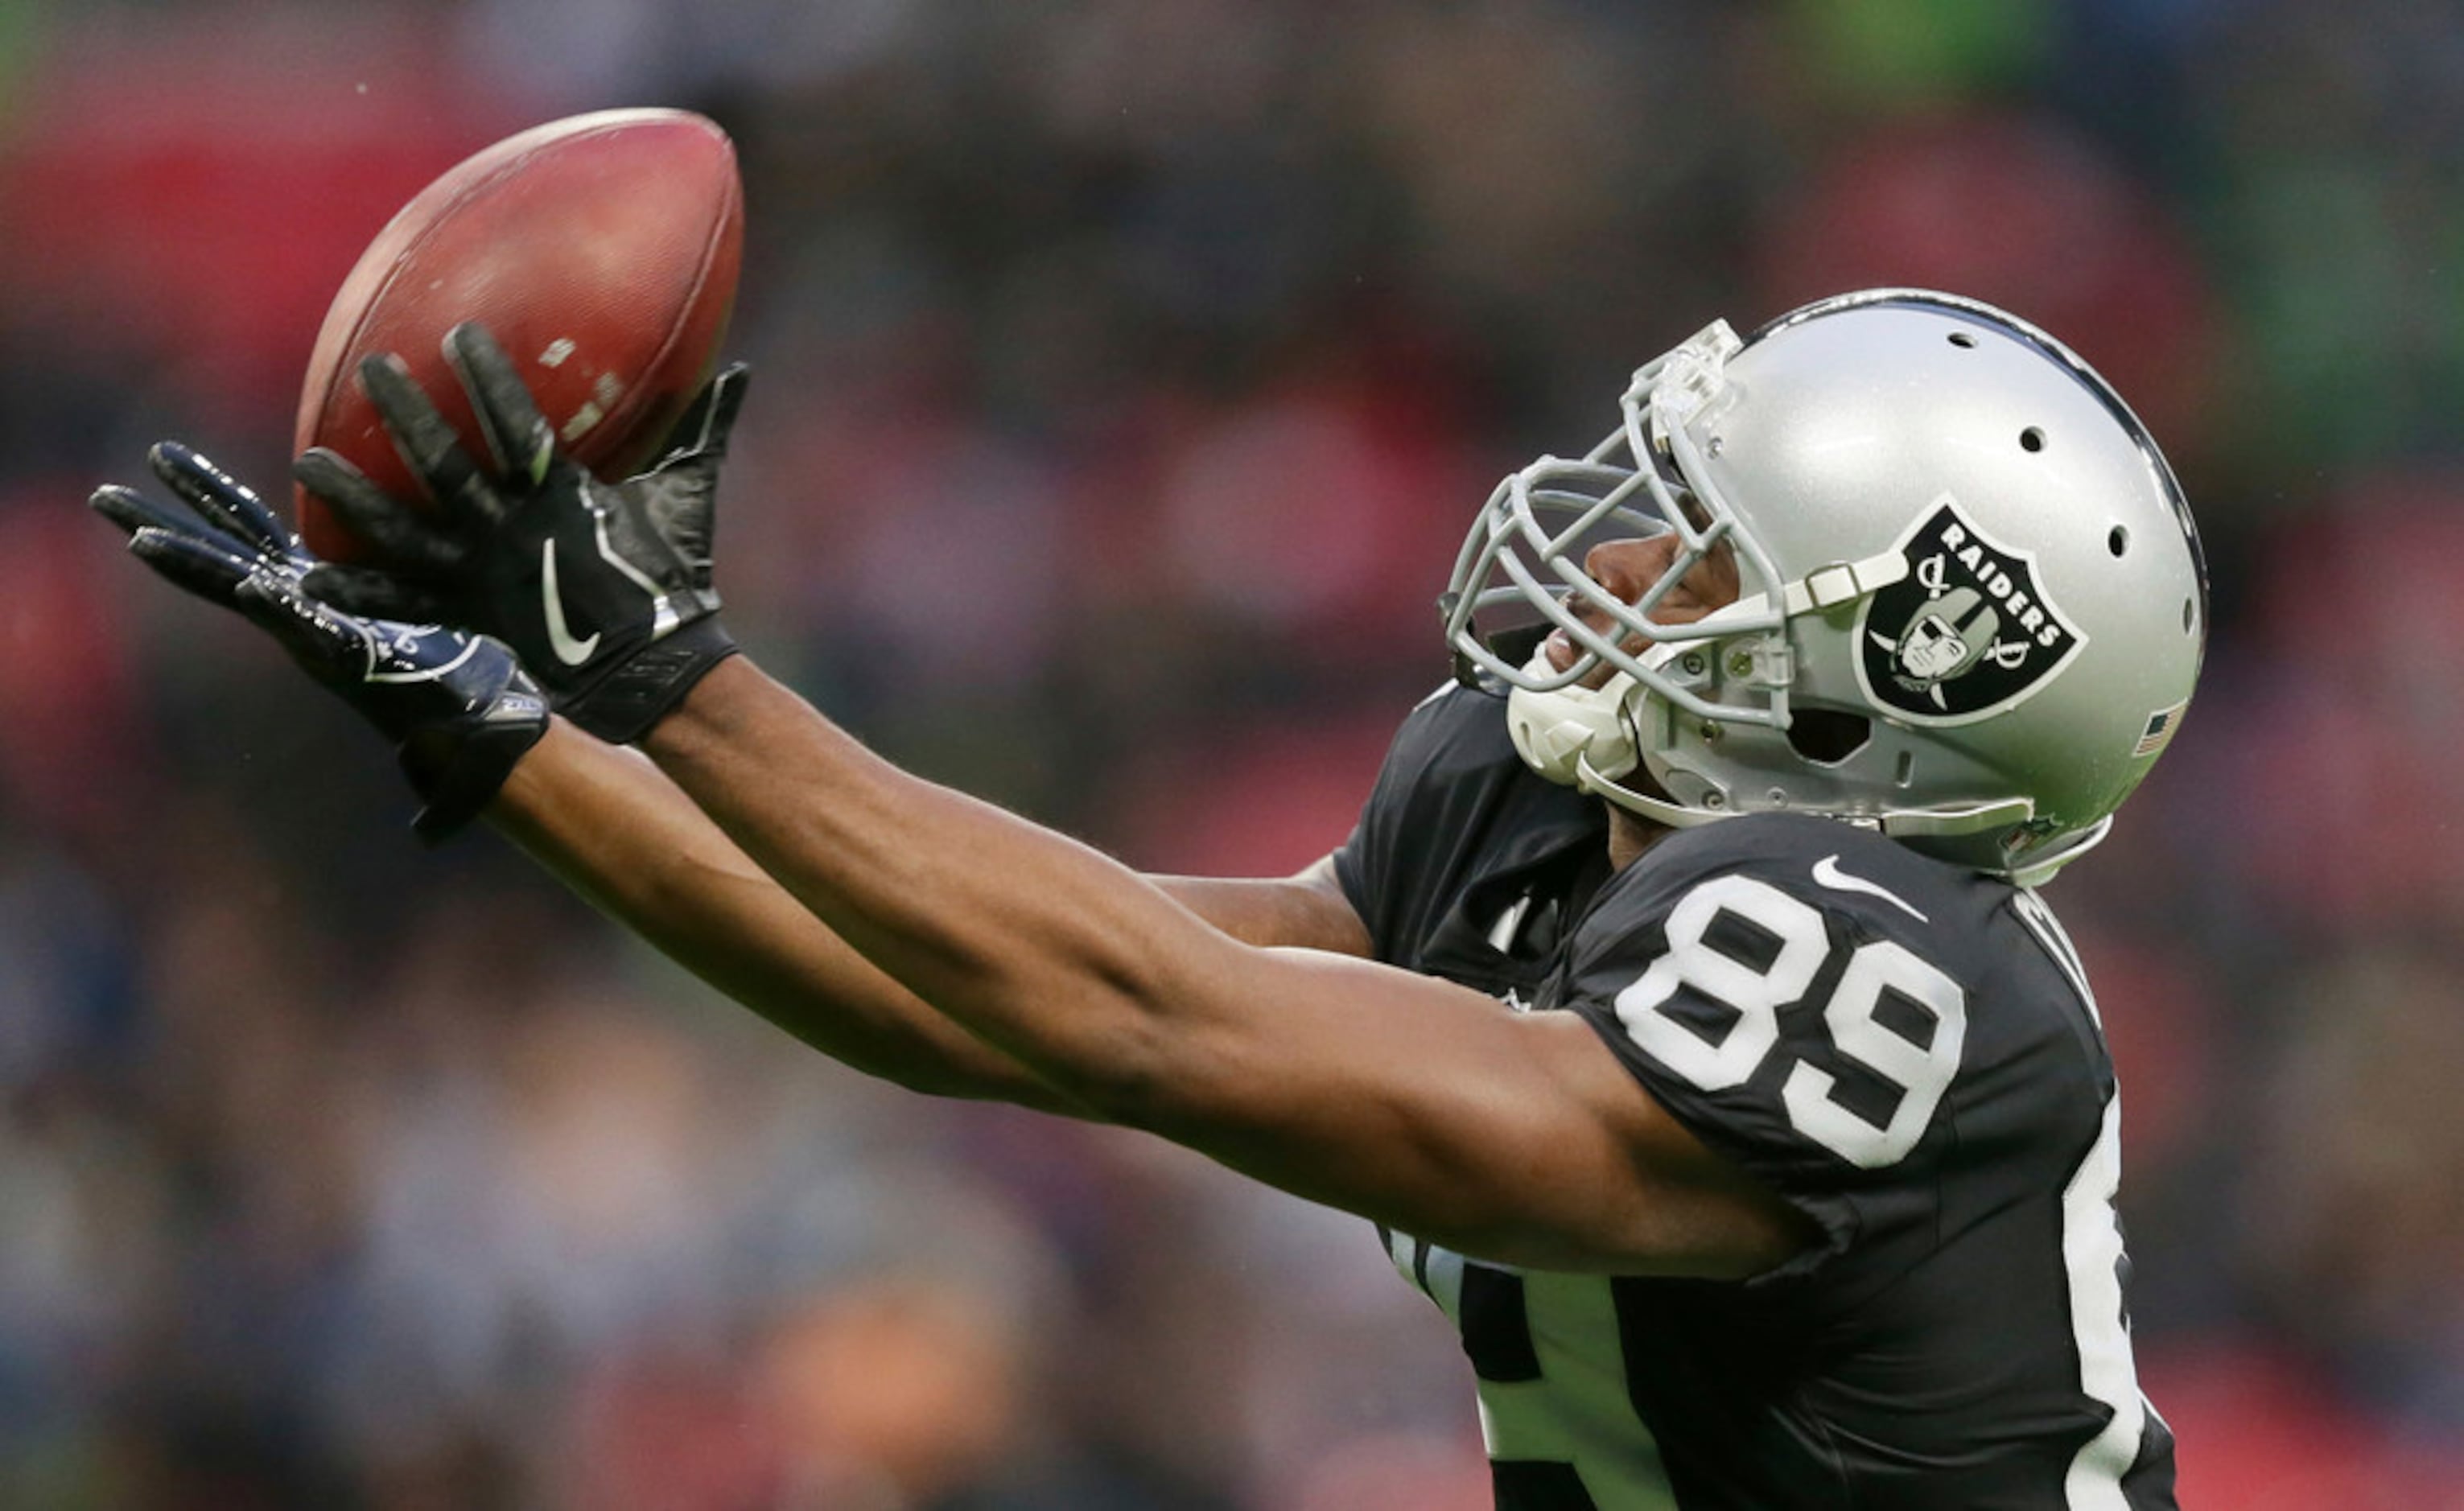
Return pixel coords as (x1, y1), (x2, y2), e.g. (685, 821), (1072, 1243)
(293, 321), (748, 744)
(92, 443), (549, 841)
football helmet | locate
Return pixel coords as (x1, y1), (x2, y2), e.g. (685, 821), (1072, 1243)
(1441, 289), (2207, 885)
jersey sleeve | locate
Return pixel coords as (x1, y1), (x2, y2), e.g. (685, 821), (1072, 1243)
(1329, 682), (1525, 966)
(1557, 821), (1984, 1290)
(1325, 689), (1436, 957)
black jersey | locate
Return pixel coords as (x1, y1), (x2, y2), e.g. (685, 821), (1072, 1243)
(1333, 685), (2177, 1511)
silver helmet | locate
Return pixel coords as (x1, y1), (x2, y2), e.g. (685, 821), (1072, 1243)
(1441, 289), (2207, 885)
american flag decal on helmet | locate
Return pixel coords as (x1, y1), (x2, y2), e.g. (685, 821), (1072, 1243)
(2134, 702), (2186, 757)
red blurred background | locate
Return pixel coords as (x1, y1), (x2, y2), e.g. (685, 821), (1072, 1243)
(2, 2), (2462, 1505)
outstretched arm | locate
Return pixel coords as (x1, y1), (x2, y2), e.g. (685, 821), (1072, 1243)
(492, 722), (1086, 1108)
(93, 433), (1366, 1119)
(1143, 855), (1370, 955)
(286, 326), (1372, 1109)
(491, 718), (1369, 1112)
(256, 325), (1799, 1270)
(640, 657), (1807, 1275)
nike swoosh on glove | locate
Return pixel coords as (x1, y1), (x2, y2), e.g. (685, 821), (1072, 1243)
(293, 320), (748, 744)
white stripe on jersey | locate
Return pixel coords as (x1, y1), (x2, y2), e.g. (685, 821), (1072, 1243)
(2016, 887), (2161, 1509)
(2062, 1095), (2147, 1508)
(1384, 1227), (1468, 1326)
(2012, 887), (2099, 1024)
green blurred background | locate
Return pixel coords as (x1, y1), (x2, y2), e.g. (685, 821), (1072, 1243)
(2, 1), (2462, 1505)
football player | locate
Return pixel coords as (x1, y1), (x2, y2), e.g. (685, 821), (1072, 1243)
(95, 289), (2202, 1509)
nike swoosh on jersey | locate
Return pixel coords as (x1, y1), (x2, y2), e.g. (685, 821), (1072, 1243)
(541, 539), (601, 665)
(1811, 854), (1929, 923)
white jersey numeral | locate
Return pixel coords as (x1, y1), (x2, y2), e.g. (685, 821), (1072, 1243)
(1613, 875), (1967, 1169)
(2061, 1096), (2147, 1509)
(1616, 876), (1826, 1092)
(1477, 1270), (1678, 1508)
(1784, 939), (1967, 1167)
(2012, 886), (2161, 1509)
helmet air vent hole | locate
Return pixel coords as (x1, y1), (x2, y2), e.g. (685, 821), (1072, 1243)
(1947, 331), (1977, 348)
(1893, 750), (1915, 787)
(2183, 597), (2195, 633)
(1784, 707), (1872, 765)
(2108, 525), (2129, 558)
(2020, 426), (2046, 452)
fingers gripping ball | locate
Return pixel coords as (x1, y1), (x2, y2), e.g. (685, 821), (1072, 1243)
(295, 323), (749, 745)
(295, 108), (744, 562)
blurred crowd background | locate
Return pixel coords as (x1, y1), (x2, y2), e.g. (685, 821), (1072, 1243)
(2, 0), (2463, 1505)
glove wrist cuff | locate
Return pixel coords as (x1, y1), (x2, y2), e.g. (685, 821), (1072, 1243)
(398, 681), (551, 842)
(562, 616), (739, 744)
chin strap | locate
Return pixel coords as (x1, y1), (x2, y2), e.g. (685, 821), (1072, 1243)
(1505, 669), (1640, 785)
(1506, 660), (1735, 830)
(1503, 632), (1738, 830)
(1574, 751), (1728, 829)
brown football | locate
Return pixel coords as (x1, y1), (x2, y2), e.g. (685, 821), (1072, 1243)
(293, 108), (743, 561)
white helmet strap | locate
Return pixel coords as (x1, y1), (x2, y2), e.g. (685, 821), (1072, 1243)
(1502, 640), (1737, 830)
(1504, 669), (1639, 787)
(1575, 752), (1729, 830)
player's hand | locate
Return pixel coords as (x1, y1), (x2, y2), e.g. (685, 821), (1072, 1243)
(92, 443), (549, 840)
(292, 320), (749, 744)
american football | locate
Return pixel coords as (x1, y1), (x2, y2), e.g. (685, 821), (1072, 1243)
(292, 107), (743, 561)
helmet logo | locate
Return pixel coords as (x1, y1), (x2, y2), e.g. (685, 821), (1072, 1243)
(1856, 496), (2084, 725)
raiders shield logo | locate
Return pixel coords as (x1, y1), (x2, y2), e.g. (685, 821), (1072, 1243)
(1854, 496), (2085, 725)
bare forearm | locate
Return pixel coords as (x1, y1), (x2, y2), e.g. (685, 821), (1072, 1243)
(641, 660), (1251, 1117)
(1151, 860), (1370, 955)
(490, 720), (1090, 1112)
